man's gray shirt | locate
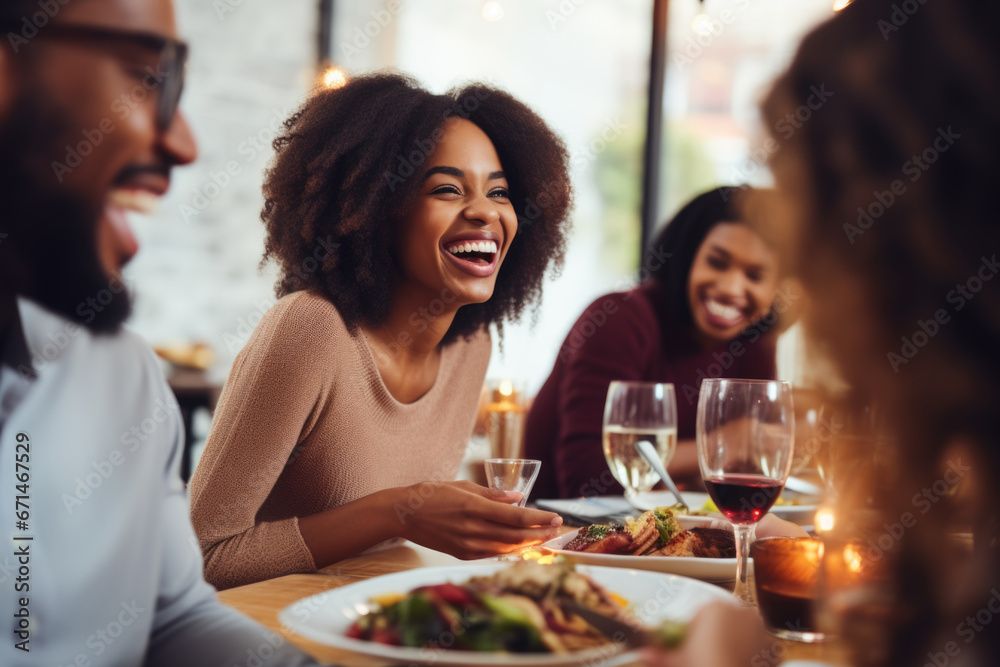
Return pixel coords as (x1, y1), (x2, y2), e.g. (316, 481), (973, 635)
(0, 297), (321, 666)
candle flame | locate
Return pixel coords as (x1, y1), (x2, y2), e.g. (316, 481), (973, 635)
(843, 544), (863, 574)
(816, 508), (836, 533)
(498, 380), (514, 398)
(521, 550), (555, 565)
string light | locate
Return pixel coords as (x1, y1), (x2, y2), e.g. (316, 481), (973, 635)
(691, 0), (714, 37)
(692, 13), (714, 37)
(482, 1), (504, 22)
(321, 66), (348, 90)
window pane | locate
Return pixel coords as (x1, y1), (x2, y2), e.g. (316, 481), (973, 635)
(660, 0), (837, 221)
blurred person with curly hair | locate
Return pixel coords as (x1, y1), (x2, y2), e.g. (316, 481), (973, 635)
(757, 1), (1000, 665)
(189, 73), (573, 589)
(645, 1), (1000, 666)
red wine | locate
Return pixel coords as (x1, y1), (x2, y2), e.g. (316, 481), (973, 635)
(704, 474), (784, 524)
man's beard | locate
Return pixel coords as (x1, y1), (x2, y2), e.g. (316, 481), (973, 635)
(0, 88), (132, 333)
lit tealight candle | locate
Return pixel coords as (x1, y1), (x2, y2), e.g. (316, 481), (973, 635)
(816, 507), (836, 534)
(487, 380), (526, 459)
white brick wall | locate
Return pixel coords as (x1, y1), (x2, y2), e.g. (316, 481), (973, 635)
(125, 0), (319, 381)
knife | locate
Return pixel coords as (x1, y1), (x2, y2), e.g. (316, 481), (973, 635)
(784, 475), (823, 497)
(634, 440), (688, 509)
(563, 601), (651, 648)
(564, 601), (687, 649)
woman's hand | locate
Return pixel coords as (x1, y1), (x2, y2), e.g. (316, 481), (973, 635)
(751, 512), (809, 539)
(704, 512), (808, 539)
(394, 480), (563, 559)
(642, 601), (769, 667)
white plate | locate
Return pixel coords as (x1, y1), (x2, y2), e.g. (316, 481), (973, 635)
(541, 525), (747, 583)
(628, 491), (819, 525)
(278, 563), (732, 666)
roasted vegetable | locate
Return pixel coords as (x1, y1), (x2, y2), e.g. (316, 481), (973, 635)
(653, 506), (683, 543)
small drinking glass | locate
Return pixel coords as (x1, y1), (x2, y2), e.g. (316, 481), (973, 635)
(484, 458), (541, 507)
(602, 381), (678, 499)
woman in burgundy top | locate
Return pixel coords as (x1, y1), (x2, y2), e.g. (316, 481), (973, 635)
(525, 186), (786, 498)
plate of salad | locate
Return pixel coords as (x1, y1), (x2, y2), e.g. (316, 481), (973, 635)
(278, 560), (731, 666)
(629, 491), (819, 524)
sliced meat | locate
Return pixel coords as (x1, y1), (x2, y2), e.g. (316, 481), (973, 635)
(564, 526), (633, 554)
(651, 527), (736, 558)
(622, 513), (659, 555)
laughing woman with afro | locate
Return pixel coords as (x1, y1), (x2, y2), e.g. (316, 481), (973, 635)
(190, 74), (573, 589)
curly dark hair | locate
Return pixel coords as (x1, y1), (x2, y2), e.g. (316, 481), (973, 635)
(260, 72), (572, 342)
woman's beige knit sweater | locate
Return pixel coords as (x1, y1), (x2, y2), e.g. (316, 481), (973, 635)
(189, 291), (491, 589)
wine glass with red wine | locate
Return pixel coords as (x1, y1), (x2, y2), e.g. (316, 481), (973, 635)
(696, 378), (795, 605)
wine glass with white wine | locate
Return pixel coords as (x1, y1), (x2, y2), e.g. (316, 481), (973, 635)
(602, 381), (678, 500)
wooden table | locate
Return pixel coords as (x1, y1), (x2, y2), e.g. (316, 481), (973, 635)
(218, 540), (849, 666)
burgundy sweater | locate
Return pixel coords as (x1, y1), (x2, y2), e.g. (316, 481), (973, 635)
(524, 281), (777, 499)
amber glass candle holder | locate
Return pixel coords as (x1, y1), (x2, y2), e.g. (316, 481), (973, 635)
(751, 536), (826, 643)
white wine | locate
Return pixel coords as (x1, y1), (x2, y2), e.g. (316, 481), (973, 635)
(602, 426), (678, 495)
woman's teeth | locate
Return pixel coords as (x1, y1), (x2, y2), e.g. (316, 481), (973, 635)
(705, 299), (742, 322)
(446, 240), (498, 255)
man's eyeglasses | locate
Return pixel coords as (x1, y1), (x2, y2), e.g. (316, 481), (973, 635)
(1, 22), (188, 132)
